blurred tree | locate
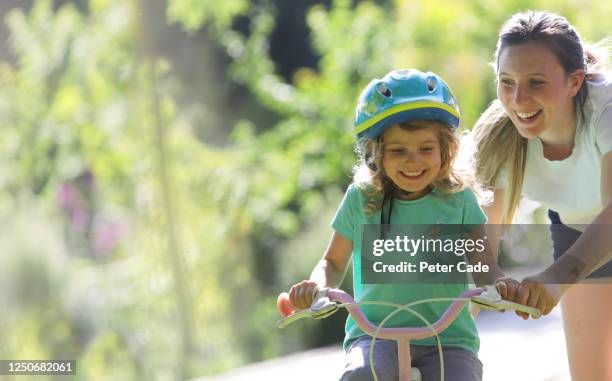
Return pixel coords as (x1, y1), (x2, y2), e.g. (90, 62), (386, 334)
(0, 0), (224, 378)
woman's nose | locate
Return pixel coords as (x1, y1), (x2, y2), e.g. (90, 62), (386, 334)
(513, 84), (530, 105)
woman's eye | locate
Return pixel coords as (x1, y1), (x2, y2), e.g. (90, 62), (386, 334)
(529, 80), (545, 87)
(500, 79), (514, 86)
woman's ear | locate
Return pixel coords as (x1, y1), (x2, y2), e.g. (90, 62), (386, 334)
(568, 69), (586, 97)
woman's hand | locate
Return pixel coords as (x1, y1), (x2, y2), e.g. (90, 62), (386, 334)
(515, 272), (563, 319)
(289, 280), (320, 310)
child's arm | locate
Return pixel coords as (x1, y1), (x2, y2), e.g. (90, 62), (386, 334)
(289, 231), (352, 310)
(480, 188), (523, 301)
(465, 224), (507, 286)
(482, 188), (506, 259)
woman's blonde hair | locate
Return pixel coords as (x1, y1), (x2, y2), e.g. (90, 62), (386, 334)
(473, 100), (526, 224)
(473, 11), (610, 223)
(353, 120), (467, 214)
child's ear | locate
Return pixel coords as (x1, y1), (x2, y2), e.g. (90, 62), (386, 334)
(365, 153), (378, 171)
(364, 139), (382, 171)
(568, 69), (585, 97)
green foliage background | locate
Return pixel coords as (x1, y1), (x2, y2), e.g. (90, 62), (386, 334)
(0, 0), (609, 379)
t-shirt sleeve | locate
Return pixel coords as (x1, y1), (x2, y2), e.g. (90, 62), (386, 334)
(595, 106), (612, 156)
(495, 168), (508, 189)
(331, 184), (358, 241)
(462, 188), (488, 225)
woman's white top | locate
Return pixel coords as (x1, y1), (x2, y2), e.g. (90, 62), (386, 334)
(522, 75), (612, 226)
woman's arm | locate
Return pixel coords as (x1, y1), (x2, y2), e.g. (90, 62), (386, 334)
(540, 151), (612, 281)
(289, 231), (353, 309)
(518, 151), (612, 315)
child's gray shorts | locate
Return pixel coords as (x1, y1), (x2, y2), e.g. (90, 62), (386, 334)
(340, 336), (482, 381)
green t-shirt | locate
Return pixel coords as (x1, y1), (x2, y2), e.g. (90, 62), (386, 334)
(331, 184), (487, 354)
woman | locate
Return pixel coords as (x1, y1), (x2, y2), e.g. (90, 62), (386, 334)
(472, 11), (612, 380)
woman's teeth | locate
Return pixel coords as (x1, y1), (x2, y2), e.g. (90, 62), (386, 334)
(516, 110), (541, 120)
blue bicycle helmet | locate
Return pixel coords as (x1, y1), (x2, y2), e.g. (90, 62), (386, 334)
(354, 69), (460, 140)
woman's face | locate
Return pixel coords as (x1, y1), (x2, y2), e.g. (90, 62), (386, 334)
(496, 41), (584, 140)
(382, 124), (441, 200)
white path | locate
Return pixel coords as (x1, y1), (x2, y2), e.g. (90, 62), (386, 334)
(197, 309), (570, 381)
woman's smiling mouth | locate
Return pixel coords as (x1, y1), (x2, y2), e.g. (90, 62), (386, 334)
(514, 109), (542, 123)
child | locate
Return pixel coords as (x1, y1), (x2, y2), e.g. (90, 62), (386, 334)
(289, 69), (508, 381)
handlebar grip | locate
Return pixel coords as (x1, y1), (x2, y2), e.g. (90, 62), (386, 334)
(503, 300), (542, 319)
(277, 292), (296, 317)
(276, 288), (338, 328)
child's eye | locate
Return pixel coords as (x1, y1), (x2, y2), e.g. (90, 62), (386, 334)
(389, 148), (405, 154)
(529, 80), (545, 87)
(420, 147), (434, 153)
(500, 79), (514, 86)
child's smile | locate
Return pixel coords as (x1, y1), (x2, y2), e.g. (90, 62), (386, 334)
(382, 124), (442, 200)
(399, 169), (426, 179)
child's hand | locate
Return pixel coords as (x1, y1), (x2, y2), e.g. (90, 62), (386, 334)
(289, 280), (320, 310)
(494, 277), (521, 302)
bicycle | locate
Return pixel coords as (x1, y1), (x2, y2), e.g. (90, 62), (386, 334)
(277, 285), (541, 381)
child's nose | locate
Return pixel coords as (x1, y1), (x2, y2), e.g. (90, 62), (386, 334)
(403, 151), (419, 163)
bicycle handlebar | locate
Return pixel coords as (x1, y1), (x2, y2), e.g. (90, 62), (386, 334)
(276, 285), (541, 338)
(277, 286), (541, 381)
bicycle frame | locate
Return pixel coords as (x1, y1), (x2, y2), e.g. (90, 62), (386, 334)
(328, 288), (483, 381)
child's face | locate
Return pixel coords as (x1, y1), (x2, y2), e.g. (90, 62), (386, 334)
(382, 124), (441, 200)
